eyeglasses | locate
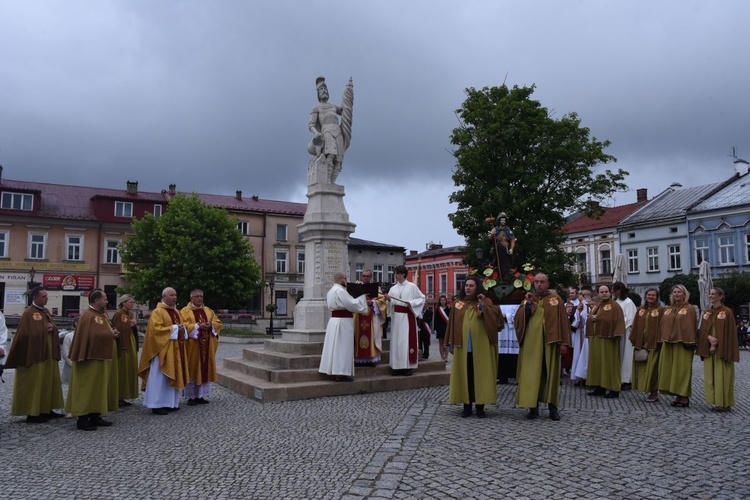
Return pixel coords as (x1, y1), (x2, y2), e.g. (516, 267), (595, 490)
(362, 274), (372, 277)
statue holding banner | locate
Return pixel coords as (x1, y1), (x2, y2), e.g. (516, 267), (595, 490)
(308, 76), (354, 185)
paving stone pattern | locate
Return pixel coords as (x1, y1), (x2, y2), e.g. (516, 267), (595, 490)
(1, 344), (749, 499)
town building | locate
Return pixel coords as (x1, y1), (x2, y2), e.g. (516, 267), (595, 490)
(686, 157), (750, 276)
(560, 191), (649, 288)
(0, 168), (306, 318)
(347, 237), (405, 286)
(404, 243), (468, 303)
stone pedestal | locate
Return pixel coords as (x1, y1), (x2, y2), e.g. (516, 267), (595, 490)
(289, 157), (355, 335)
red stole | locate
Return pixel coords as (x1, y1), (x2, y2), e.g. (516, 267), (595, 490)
(191, 308), (211, 381)
(394, 305), (418, 364)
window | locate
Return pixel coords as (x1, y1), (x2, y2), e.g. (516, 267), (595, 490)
(718, 235), (735, 265)
(29, 233), (46, 259)
(627, 249), (639, 273)
(115, 201), (133, 218)
(297, 250), (305, 274)
(647, 247), (659, 272)
(668, 244), (681, 270)
(104, 285), (117, 311)
(426, 275), (434, 294)
(1, 192), (33, 210)
(695, 239), (709, 266)
(105, 239), (121, 264)
(153, 204), (163, 217)
(746, 234), (750, 264)
(439, 273), (447, 293)
(355, 263), (364, 281)
(455, 273), (467, 294)
(237, 221), (249, 235)
(66, 235), (83, 261)
(275, 250), (288, 273)
(276, 224), (288, 241)
(373, 264), (383, 283)
(387, 265), (395, 283)
(600, 248), (612, 275)
(576, 252), (587, 273)
(0, 231), (7, 258)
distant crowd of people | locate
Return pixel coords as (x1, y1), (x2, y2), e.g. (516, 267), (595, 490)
(3, 286), (220, 430)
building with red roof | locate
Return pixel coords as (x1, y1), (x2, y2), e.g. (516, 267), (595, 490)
(560, 189), (649, 287)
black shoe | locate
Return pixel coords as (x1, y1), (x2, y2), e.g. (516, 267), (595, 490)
(197, 398), (210, 404)
(403, 369), (413, 376)
(187, 398), (198, 406)
(461, 404), (472, 418)
(497, 377), (508, 385)
(526, 407), (539, 420)
(76, 417), (96, 431)
(476, 405), (486, 418)
(152, 408), (169, 415)
(166, 406), (179, 412)
(621, 383), (632, 391)
(46, 411), (65, 419)
(91, 416), (113, 427)
(118, 400), (133, 407)
(588, 388), (605, 396)
(604, 391), (620, 399)
(26, 415), (48, 424)
(549, 405), (560, 421)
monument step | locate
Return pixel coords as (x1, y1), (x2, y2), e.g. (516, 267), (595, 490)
(223, 356), (446, 384)
(216, 366), (450, 403)
(260, 337), (391, 355)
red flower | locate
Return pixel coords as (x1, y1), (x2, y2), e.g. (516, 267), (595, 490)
(468, 267), (475, 274)
(491, 271), (498, 279)
(482, 276), (489, 282)
(526, 273), (534, 281)
(514, 272), (521, 278)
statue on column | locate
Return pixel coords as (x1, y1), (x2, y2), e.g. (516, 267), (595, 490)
(307, 76), (354, 184)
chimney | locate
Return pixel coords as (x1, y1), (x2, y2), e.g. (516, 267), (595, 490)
(126, 180), (138, 194)
(0, 164), (3, 183)
(636, 188), (647, 203)
(169, 183), (176, 195)
(236, 190), (242, 200)
(734, 158), (749, 176)
(251, 195), (259, 201)
(409, 250), (418, 256)
(669, 182), (683, 190)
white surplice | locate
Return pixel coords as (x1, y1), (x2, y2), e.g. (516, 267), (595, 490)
(387, 280), (425, 370)
(617, 297), (637, 384)
(319, 284), (369, 377)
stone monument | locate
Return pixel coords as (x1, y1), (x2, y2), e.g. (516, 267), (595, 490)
(290, 77), (355, 337)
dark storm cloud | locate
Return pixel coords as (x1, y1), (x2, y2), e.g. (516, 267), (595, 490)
(1, 1), (748, 250)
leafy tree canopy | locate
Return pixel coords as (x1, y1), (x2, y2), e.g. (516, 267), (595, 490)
(448, 84), (628, 288)
(715, 270), (750, 313)
(121, 194), (262, 309)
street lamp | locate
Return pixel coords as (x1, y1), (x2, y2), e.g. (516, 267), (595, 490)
(475, 247), (484, 265)
(267, 279), (275, 338)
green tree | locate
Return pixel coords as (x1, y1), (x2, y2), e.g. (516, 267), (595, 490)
(659, 274), (700, 306)
(121, 194), (261, 309)
(715, 270), (750, 313)
(449, 84), (628, 287)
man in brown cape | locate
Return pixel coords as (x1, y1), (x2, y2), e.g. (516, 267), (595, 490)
(514, 273), (571, 421)
(65, 289), (120, 430)
(5, 287), (64, 423)
(138, 287), (189, 415)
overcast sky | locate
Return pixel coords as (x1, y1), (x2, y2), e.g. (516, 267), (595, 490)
(1, 1), (748, 253)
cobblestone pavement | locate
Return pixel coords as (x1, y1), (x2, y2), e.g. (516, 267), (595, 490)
(1, 344), (749, 499)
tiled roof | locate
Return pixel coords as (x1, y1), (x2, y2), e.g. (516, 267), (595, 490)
(562, 201), (647, 233)
(620, 182), (725, 226)
(406, 245), (466, 260)
(348, 237), (405, 251)
(689, 173), (750, 213)
(0, 178), (307, 220)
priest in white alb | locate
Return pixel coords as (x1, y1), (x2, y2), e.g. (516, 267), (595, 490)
(384, 265), (425, 376)
(319, 272), (369, 382)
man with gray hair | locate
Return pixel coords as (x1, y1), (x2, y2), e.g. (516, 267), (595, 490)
(319, 272), (369, 382)
(180, 288), (222, 405)
(138, 287), (189, 415)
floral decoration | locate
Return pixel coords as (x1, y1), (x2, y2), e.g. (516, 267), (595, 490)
(511, 263), (537, 291)
(469, 264), (500, 289)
